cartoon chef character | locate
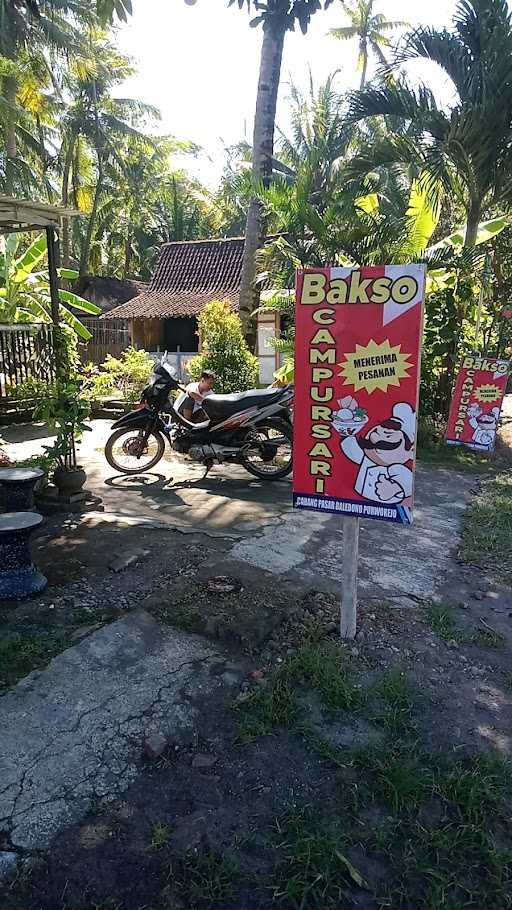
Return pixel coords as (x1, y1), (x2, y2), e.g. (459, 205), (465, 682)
(332, 401), (416, 505)
(467, 404), (500, 450)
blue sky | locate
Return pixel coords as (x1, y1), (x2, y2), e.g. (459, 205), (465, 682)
(117, 0), (458, 186)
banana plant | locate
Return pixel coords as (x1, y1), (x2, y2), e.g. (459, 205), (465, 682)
(426, 216), (509, 292)
(0, 233), (100, 339)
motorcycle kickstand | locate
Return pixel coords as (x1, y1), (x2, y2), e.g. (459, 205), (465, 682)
(202, 458), (214, 479)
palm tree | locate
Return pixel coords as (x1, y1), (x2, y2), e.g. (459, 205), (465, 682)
(329, 0), (407, 89)
(229, 0), (335, 345)
(14, 1), (131, 21)
(95, 137), (216, 277)
(347, 0), (512, 249)
(276, 74), (353, 206)
(96, 0), (131, 20)
(0, 50), (57, 196)
(215, 141), (253, 237)
(0, 1), (88, 193)
(184, 1), (333, 341)
(55, 31), (158, 276)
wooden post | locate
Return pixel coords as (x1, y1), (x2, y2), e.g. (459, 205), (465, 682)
(46, 226), (60, 327)
(340, 517), (359, 639)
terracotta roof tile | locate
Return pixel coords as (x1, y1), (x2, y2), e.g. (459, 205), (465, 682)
(104, 237), (245, 320)
(105, 289), (239, 319)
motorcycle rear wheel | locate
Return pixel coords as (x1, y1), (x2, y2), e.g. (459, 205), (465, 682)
(105, 427), (165, 474)
(241, 418), (293, 481)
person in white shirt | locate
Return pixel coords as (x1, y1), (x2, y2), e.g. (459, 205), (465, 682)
(333, 401), (416, 505)
(182, 370), (217, 423)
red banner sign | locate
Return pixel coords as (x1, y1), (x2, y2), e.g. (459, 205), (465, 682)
(445, 356), (510, 452)
(293, 265), (426, 525)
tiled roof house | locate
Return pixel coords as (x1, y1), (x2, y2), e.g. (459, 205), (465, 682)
(104, 237), (280, 383)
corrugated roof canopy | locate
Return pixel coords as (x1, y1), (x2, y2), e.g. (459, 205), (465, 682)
(0, 195), (80, 234)
(104, 237), (246, 320)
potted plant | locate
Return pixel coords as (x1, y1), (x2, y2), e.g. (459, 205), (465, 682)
(35, 380), (91, 496)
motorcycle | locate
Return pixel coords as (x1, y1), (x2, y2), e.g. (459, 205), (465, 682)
(104, 355), (294, 481)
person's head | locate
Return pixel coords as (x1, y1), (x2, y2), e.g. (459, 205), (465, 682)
(198, 370), (217, 393)
(360, 403), (416, 467)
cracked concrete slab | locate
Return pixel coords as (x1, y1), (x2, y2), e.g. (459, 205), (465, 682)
(0, 612), (227, 850)
(227, 465), (475, 603)
(230, 509), (329, 574)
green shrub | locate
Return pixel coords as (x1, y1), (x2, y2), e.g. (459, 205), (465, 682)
(187, 299), (259, 393)
(83, 347), (154, 403)
(8, 377), (54, 404)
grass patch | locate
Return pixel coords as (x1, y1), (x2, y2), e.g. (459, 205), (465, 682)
(461, 472), (512, 583)
(285, 640), (361, 711)
(236, 675), (297, 741)
(149, 822), (171, 852)
(0, 634), (63, 689)
(165, 849), (239, 907)
(417, 437), (492, 473)
(424, 603), (507, 650)
(381, 819), (512, 910)
(434, 754), (511, 824)
(152, 599), (203, 634)
(467, 627), (507, 649)
(423, 601), (459, 640)
(351, 743), (431, 813)
(503, 671), (512, 691)
(235, 639), (360, 741)
(268, 807), (367, 907)
(370, 669), (417, 732)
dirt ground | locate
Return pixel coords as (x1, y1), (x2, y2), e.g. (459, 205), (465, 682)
(1, 474), (511, 909)
(1, 407), (511, 909)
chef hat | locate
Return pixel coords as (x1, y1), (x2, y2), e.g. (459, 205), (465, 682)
(392, 402), (416, 443)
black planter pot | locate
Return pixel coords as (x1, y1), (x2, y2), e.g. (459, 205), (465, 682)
(53, 466), (87, 496)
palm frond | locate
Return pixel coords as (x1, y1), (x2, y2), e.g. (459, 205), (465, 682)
(394, 27), (475, 100)
(348, 80), (451, 141)
(329, 26), (358, 39)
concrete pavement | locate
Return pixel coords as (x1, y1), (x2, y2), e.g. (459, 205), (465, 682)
(0, 612), (233, 850)
(2, 418), (475, 600)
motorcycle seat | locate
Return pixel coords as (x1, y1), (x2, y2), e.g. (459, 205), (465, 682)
(202, 387), (288, 421)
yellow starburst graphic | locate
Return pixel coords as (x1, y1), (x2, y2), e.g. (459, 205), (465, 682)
(339, 338), (413, 394)
(474, 384), (502, 404)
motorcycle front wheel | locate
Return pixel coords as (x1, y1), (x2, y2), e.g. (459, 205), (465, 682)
(241, 418), (293, 481)
(105, 427), (165, 474)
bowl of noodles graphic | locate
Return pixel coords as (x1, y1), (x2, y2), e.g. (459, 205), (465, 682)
(332, 397), (369, 437)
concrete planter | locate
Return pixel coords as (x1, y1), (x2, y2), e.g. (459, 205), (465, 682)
(53, 466), (87, 496)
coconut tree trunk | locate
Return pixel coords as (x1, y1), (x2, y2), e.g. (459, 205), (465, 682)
(464, 196), (482, 249)
(61, 136), (76, 269)
(238, 20), (286, 348)
(4, 76), (17, 195)
(79, 156), (103, 277)
(124, 227), (132, 277)
(359, 43), (368, 89)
